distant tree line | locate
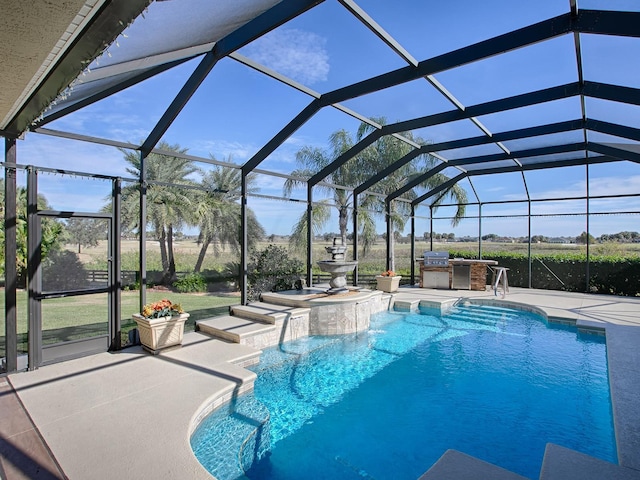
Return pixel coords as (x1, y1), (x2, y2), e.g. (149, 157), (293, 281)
(303, 230), (640, 245)
(599, 231), (640, 243)
(417, 231), (640, 245)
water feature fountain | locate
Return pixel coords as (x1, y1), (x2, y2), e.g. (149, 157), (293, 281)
(259, 237), (388, 336)
(316, 237), (358, 295)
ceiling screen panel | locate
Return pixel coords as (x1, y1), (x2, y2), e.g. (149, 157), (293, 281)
(581, 34), (640, 89)
(356, 0), (568, 60)
(466, 171), (527, 203)
(433, 35), (578, 107)
(502, 130), (585, 153)
(525, 166), (587, 201)
(478, 97), (583, 135)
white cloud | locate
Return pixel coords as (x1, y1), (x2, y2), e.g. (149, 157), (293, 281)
(527, 175), (640, 202)
(48, 103), (154, 145)
(193, 139), (255, 163)
(190, 137), (302, 169)
(243, 28), (330, 85)
(586, 175), (640, 197)
(463, 174), (640, 237)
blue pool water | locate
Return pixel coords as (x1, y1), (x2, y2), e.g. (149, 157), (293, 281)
(191, 304), (616, 480)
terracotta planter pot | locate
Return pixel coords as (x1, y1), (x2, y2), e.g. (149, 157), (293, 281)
(376, 275), (402, 293)
(132, 313), (190, 354)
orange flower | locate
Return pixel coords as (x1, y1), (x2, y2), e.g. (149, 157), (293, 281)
(140, 299), (184, 318)
(380, 270), (397, 277)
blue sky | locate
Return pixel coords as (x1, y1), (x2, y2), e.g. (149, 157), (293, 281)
(14, 0), (640, 238)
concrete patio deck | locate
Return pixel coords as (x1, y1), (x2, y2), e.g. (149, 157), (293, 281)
(2, 287), (640, 479)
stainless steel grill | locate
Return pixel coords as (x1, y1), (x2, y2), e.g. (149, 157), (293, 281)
(424, 251), (449, 266)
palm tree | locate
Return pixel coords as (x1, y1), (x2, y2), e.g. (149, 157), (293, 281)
(285, 119), (467, 270)
(120, 142), (198, 284)
(0, 182), (64, 287)
(283, 130), (378, 253)
(357, 119), (467, 270)
(193, 161), (265, 273)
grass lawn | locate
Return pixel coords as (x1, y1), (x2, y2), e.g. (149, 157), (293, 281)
(0, 290), (240, 351)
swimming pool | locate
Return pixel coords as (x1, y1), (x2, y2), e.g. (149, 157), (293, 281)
(191, 303), (615, 479)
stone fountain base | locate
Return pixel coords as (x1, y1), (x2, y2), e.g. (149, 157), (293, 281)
(317, 237), (358, 295)
(316, 260), (358, 294)
(261, 287), (390, 336)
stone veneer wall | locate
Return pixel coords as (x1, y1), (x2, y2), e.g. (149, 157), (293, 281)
(242, 313), (310, 349)
(309, 290), (390, 336)
(309, 299), (369, 335)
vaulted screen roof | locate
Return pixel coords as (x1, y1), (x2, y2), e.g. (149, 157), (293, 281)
(3, 0), (640, 209)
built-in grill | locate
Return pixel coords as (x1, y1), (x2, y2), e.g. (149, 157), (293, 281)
(418, 253), (497, 290)
(423, 251), (449, 266)
(422, 251), (450, 288)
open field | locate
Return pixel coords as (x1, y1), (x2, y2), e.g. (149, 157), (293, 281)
(74, 238), (640, 276)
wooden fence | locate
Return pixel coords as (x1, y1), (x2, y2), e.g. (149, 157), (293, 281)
(86, 270), (412, 289)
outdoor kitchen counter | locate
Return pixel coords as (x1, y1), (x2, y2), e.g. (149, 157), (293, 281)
(416, 258), (498, 290)
(447, 259), (499, 266)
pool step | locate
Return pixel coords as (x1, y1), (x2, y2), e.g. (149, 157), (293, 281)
(393, 298), (421, 312)
(197, 302), (311, 349)
(421, 443), (635, 480)
(418, 449), (527, 480)
(445, 309), (517, 327)
(231, 302), (308, 325)
(539, 444), (640, 480)
(417, 302), (527, 328)
(446, 312), (502, 326)
(460, 304), (523, 317)
(197, 315), (277, 345)
(463, 304), (524, 318)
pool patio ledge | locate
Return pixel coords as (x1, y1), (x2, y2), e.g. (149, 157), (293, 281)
(5, 335), (260, 479)
(3, 287), (640, 479)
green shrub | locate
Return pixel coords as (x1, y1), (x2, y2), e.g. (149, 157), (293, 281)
(42, 250), (89, 291)
(449, 249), (640, 296)
(173, 273), (207, 293)
(247, 245), (304, 302)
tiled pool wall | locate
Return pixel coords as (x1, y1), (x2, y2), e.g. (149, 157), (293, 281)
(189, 374), (258, 438)
(309, 297), (371, 335)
